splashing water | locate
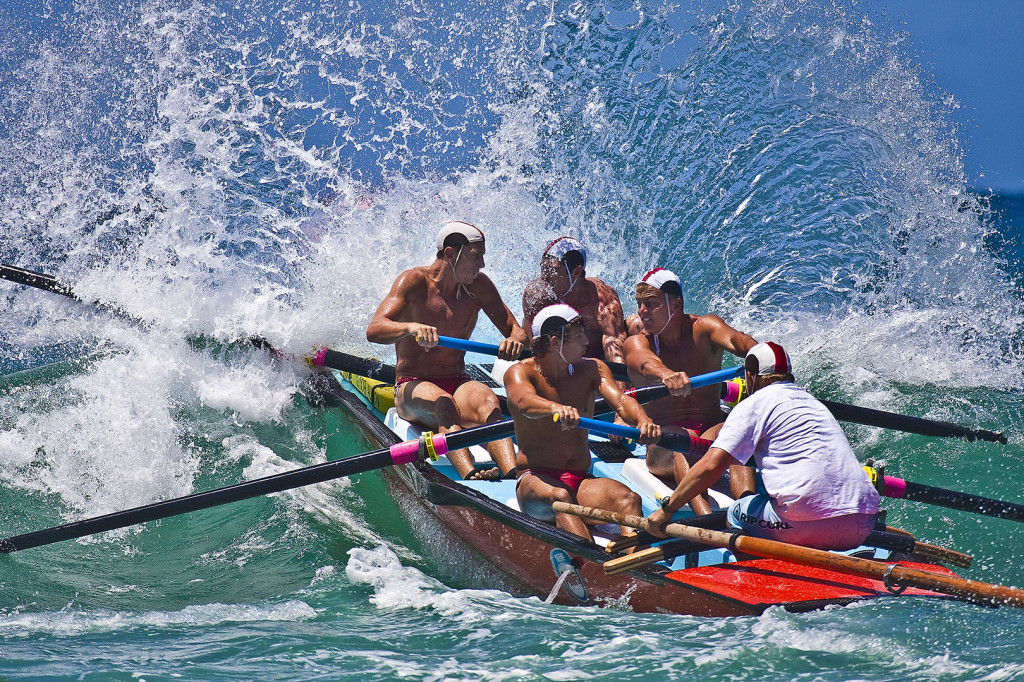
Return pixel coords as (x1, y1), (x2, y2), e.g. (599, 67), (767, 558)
(3, 0), (1024, 679)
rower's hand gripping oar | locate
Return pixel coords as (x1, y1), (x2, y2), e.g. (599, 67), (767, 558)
(865, 465), (1024, 523)
(552, 366), (744, 453)
(0, 420), (516, 554)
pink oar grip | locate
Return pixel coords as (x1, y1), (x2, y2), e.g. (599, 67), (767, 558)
(723, 380), (741, 404)
(310, 347), (329, 367)
(883, 475), (907, 499)
(388, 434), (450, 464)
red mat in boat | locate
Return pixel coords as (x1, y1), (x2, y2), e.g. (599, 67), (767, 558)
(666, 559), (957, 606)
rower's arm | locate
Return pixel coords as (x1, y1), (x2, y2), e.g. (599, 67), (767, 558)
(504, 364), (578, 425)
(366, 271), (432, 345)
(595, 281), (628, 364)
(703, 315), (757, 357)
(477, 275), (530, 352)
(646, 447), (736, 535)
(597, 362), (660, 444)
(623, 334), (671, 384)
(662, 448), (734, 513)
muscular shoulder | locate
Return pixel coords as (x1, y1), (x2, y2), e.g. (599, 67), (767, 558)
(391, 266), (431, 294)
(589, 277), (622, 303)
(467, 272), (503, 306)
(623, 332), (652, 355)
(503, 359), (544, 395)
(523, 278), (558, 317)
(693, 313), (732, 337)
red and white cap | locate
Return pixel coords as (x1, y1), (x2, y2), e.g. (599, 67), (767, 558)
(640, 268), (682, 297)
(531, 303), (581, 338)
(543, 236), (586, 263)
(744, 342), (792, 376)
(436, 221), (485, 250)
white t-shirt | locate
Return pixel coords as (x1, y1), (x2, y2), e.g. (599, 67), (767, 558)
(713, 382), (879, 521)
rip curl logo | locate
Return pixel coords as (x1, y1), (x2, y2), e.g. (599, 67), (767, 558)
(739, 512), (793, 530)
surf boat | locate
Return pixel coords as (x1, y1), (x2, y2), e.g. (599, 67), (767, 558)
(322, 360), (964, 618)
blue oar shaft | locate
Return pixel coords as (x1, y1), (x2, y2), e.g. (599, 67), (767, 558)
(567, 366), (743, 453)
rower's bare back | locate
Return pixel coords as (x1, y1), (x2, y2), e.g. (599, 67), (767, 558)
(510, 360), (600, 472)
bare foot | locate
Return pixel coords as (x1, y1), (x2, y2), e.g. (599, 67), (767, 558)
(463, 466), (501, 481)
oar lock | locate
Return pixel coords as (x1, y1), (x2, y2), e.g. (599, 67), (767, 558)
(863, 460), (886, 496)
(418, 431), (440, 461)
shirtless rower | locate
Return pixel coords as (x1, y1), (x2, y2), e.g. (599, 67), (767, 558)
(522, 237), (628, 365)
(504, 304), (660, 540)
(646, 342), (880, 550)
(366, 221), (529, 481)
(623, 268), (758, 512)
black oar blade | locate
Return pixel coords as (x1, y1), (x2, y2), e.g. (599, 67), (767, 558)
(317, 348), (396, 384)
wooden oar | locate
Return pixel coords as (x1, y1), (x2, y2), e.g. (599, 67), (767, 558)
(0, 420), (516, 554)
(603, 526), (972, 575)
(866, 466), (1024, 523)
(2, 263), (1009, 444)
(882, 526), (973, 569)
(553, 502), (1024, 608)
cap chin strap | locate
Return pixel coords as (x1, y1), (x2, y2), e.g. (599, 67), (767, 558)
(559, 261), (579, 301)
(652, 293), (674, 354)
(447, 245), (476, 300)
(556, 327), (574, 375)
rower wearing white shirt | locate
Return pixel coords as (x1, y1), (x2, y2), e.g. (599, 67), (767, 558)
(646, 341), (880, 551)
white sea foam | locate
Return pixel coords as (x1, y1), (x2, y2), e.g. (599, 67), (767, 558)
(0, 600), (316, 638)
(345, 545), (513, 618)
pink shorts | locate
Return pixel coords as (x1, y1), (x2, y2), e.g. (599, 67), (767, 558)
(671, 418), (714, 434)
(395, 374), (472, 395)
(516, 468), (594, 494)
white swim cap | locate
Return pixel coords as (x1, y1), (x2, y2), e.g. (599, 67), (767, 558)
(640, 267), (682, 297)
(531, 303), (582, 338)
(543, 236), (587, 265)
(436, 221), (485, 250)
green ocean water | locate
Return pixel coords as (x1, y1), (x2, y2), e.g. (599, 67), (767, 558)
(3, 0), (1024, 678)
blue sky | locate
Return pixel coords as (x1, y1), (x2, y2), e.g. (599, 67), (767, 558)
(868, 1), (1023, 194)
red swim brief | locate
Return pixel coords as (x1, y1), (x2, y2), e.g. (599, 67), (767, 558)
(670, 418), (715, 434)
(395, 374), (473, 395)
(516, 468), (594, 494)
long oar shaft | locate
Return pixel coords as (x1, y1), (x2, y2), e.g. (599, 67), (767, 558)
(1, 264), (75, 297)
(558, 366), (743, 452)
(821, 400), (1006, 444)
(554, 502), (1024, 608)
(311, 347), (397, 384)
(570, 416), (712, 455)
(0, 263), (145, 325)
(880, 473), (1024, 523)
(0, 420), (515, 553)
